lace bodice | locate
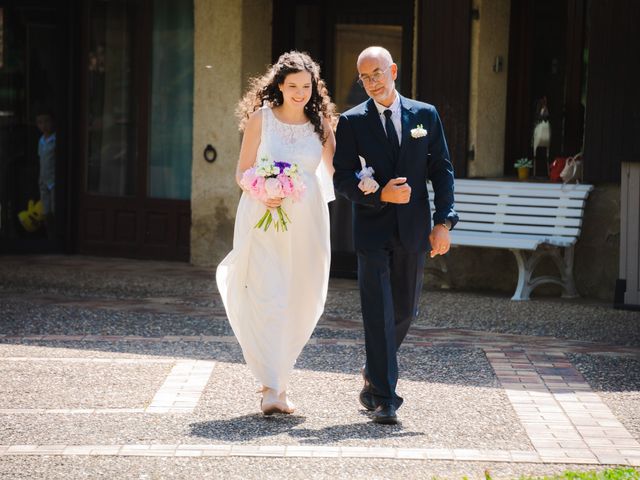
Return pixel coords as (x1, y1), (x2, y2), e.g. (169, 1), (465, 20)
(257, 106), (323, 175)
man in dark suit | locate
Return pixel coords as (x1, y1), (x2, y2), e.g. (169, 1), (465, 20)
(333, 46), (458, 424)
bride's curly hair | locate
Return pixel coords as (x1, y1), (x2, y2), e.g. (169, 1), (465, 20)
(236, 51), (337, 145)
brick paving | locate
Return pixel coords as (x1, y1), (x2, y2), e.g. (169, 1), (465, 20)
(487, 348), (640, 465)
(0, 333), (638, 467)
(146, 360), (216, 413)
(0, 255), (639, 478)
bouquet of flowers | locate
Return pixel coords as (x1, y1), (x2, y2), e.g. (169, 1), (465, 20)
(240, 156), (306, 231)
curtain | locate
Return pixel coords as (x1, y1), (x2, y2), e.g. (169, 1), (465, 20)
(148, 0), (193, 199)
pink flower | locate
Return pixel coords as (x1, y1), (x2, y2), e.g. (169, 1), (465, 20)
(240, 169), (267, 201)
(278, 173), (294, 197)
(250, 176), (266, 200)
(264, 177), (284, 199)
(240, 168), (257, 189)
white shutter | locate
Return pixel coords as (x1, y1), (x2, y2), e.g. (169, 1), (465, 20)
(619, 162), (640, 306)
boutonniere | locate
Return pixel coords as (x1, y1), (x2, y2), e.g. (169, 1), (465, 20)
(410, 124), (427, 138)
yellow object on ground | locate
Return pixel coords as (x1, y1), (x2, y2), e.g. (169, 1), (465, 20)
(17, 199), (45, 232)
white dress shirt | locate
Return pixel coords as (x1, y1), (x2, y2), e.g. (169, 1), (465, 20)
(373, 92), (402, 146)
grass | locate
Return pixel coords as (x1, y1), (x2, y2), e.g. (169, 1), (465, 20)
(478, 467), (639, 480)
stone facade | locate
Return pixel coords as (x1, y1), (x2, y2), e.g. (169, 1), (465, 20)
(191, 0), (272, 266)
(188, 0), (620, 302)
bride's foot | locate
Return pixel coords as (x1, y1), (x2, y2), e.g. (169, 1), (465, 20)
(260, 387), (294, 415)
(277, 391), (295, 414)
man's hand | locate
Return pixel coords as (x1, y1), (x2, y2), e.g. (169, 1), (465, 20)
(380, 177), (411, 204)
(429, 224), (451, 258)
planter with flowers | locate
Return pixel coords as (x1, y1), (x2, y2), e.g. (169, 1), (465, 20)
(514, 158), (533, 180)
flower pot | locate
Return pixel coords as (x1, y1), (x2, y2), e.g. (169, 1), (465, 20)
(517, 166), (530, 180)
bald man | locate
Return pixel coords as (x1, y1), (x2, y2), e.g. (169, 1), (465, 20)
(333, 46), (458, 424)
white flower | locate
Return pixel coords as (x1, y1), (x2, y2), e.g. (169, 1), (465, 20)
(410, 124), (427, 138)
(255, 157), (273, 176)
(283, 164), (298, 176)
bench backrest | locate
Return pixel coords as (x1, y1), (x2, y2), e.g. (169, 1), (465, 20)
(428, 179), (594, 241)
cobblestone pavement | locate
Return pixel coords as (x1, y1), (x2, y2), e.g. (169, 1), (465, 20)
(0, 255), (639, 479)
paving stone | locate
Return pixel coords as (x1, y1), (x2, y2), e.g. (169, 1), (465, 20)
(1, 255), (639, 478)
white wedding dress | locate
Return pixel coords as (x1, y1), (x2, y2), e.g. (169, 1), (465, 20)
(216, 106), (332, 395)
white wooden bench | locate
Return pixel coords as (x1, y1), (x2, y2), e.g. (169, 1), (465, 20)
(428, 179), (594, 301)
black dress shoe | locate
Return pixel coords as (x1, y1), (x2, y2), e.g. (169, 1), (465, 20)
(359, 389), (377, 411)
(372, 404), (398, 425)
(359, 366), (376, 411)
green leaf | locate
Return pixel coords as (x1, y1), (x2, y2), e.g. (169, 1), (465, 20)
(264, 214), (272, 231)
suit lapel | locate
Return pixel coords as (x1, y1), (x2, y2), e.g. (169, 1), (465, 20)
(364, 99), (394, 161)
(398, 97), (417, 167)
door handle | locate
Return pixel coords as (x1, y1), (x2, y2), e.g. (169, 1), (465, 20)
(204, 144), (217, 163)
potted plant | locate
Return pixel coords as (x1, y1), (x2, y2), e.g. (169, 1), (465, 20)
(514, 157), (533, 180)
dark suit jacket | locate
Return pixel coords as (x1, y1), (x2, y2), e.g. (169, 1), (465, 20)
(333, 95), (458, 253)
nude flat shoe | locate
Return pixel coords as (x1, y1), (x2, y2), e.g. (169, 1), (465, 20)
(259, 387), (293, 415)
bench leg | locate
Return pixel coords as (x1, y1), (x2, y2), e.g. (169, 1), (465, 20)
(552, 245), (578, 298)
(510, 246), (578, 301)
(510, 249), (534, 301)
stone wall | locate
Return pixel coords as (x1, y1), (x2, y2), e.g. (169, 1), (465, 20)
(191, 0), (272, 266)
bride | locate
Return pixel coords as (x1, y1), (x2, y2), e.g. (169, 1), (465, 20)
(216, 51), (336, 415)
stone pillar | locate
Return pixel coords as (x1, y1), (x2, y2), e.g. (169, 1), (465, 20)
(191, 0), (272, 266)
(467, 0), (510, 178)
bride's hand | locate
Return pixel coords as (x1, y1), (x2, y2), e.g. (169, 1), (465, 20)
(358, 177), (379, 195)
(263, 197), (283, 208)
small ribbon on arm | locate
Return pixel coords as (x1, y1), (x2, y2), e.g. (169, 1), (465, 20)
(356, 155), (379, 195)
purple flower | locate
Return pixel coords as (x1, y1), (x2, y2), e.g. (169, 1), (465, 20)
(273, 161), (292, 174)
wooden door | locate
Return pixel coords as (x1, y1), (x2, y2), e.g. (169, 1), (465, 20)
(77, 0), (191, 261)
(582, 0), (640, 183)
(272, 0), (415, 277)
(417, 0), (471, 178)
(504, 0), (587, 178)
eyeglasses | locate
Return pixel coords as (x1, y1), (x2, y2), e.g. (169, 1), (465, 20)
(357, 65), (391, 87)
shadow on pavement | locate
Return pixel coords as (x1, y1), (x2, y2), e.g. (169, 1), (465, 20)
(189, 414), (421, 443)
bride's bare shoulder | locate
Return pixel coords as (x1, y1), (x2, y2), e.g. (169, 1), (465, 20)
(244, 108), (264, 133)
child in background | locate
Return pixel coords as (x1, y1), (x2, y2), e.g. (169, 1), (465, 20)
(36, 110), (56, 237)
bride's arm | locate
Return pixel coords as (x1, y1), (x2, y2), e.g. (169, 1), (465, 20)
(321, 117), (336, 176)
(235, 110), (262, 190)
(235, 110), (282, 209)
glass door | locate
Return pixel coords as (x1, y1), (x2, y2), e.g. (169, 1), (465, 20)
(0, 1), (69, 252)
(85, 0), (137, 198)
(147, 0), (193, 201)
(78, 0), (139, 256)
